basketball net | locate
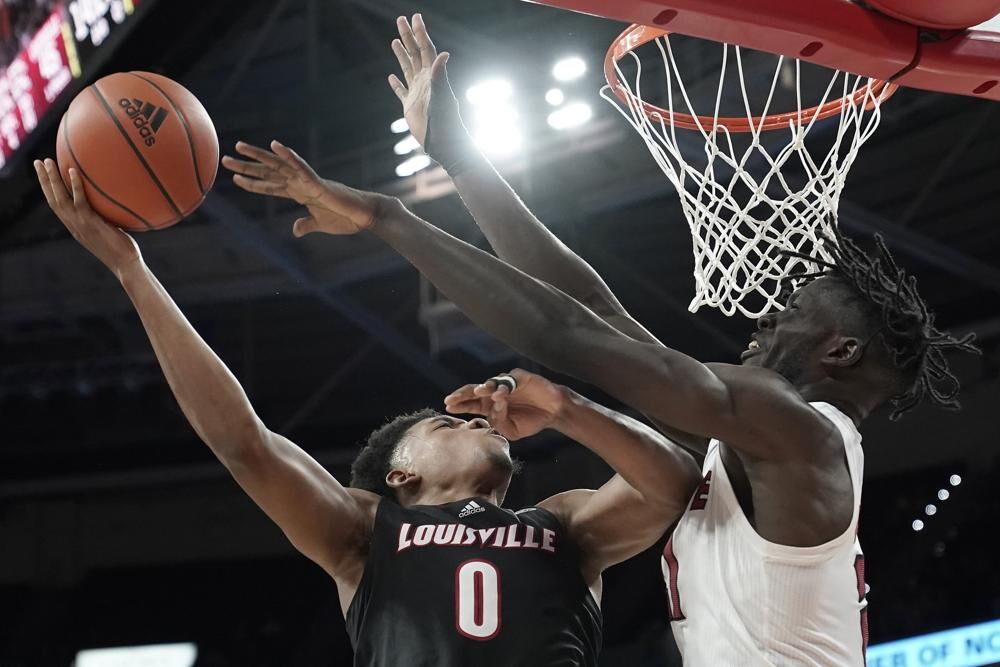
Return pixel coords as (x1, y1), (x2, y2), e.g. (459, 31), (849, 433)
(604, 32), (895, 318)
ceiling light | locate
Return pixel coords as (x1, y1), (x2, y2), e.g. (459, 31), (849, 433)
(466, 79), (513, 106)
(396, 154), (432, 178)
(547, 102), (592, 130)
(390, 118), (409, 134)
(393, 135), (420, 155)
(552, 56), (586, 81)
(545, 88), (565, 106)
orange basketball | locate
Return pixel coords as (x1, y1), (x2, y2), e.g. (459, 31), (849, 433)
(56, 72), (219, 231)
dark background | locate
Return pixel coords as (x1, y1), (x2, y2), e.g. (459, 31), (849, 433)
(1, 1), (999, 665)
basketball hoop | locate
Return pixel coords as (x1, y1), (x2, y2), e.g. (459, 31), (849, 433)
(603, 24), (898, 318)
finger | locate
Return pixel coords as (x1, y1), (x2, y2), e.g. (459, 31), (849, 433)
(387, 74), (408, 103)
(489, 400), (509, 424)
(68, 168), (94, 215)
(446, 400), (487, 416)
(270, 140), (316, 180)
(491, 384), (511, 402)
(396, 16), (421, 70)
(412, 14), (437, 69)
(34, 160), (58, 210)
(474, 380), (498, 396)
(232, 173), (291, 197)
(391, 39), (415, 85)
(43, 159), (70, 209)
(430, 51), (450, 82)
(222, 155), (276, 180)
(292, 215), (319, 238)
(234, 141), (284, 168)
(444, 384), (478, 404)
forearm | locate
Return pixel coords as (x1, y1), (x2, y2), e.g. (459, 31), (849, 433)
(371, 202), (730, 439)
(119, 263), (262, 459)
(553, 388), (699, 509)
(452, 162), (622, 310)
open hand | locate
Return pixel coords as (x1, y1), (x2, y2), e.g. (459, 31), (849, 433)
(444, 369), (568, 441)
(222, 141), (386, 237)
(35, 159), (141, 277)
(388, 14), (452, 147)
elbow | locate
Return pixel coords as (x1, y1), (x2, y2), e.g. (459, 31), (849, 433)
(204, 416), (270, 469)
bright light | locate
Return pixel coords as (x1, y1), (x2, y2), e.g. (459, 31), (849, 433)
(912, 519), (924, 531)
(395, 154), (432, 177)
(390, 118), (409, 134)
(74, 643), (197, 667)
(552, 56), (587, 81)
(950, 474), (962, 487)
(938, 489), (950, 501)
(545, 88), (565, 106)
(925, 504), (937, 516)
(474, 126), (522, 156)
(466, 79), (512, 106)
(393, 135), (420, 155)
(547, 102), (593, 130)
(474, 105), (518, 127)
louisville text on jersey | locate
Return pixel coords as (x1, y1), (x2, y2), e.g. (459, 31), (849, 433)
(397, 523), (557, 553)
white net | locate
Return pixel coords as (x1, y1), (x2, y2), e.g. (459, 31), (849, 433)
(604, 33), (893, 318)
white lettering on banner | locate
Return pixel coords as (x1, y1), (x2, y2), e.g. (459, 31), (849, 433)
(67, 0), (131, 46)
(866, 619), (1000, 667)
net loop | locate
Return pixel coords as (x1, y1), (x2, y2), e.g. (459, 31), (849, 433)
(604, 27), (897, 318)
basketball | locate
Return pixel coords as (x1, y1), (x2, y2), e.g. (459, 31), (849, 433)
(55, 72), (219, 231)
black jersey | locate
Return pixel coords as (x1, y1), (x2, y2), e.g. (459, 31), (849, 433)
(345, 497), (601, 667)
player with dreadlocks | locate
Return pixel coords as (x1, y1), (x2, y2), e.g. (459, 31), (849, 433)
(226, 116), (978, 664)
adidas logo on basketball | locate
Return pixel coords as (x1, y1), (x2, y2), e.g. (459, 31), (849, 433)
(118, 98), (169, 147)
(458, 501), (486, 518)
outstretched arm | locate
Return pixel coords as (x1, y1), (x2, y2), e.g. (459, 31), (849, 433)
(35, 160), (374, 582)
(446, 370), (700, 580)
(223, 145), (839, 463)
(388, 14), (654, 341)
(387, 17), (708, 454)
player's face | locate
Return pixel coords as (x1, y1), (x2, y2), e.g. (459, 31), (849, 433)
(403, 415), (514, 491)
(741, 278), (845, 384)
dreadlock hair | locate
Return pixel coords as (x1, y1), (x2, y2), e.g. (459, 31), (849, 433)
(783, 227), (979, 421)
(350, 409), (441, 501)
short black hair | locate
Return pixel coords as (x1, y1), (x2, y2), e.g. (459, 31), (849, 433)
(786, 228), (979, 420)
(350, 409), (441, 500)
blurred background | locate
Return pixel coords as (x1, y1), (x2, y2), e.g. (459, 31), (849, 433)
(1, 0), (998, 665)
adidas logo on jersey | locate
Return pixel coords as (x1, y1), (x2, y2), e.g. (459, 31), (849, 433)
(118, 98), (169, 147)
(458, 500), (486, 518)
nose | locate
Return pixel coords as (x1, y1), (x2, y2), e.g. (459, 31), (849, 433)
(464, 417), (491, 430)
(757, 312), (776, 331)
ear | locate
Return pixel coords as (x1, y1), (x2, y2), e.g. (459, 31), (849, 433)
(823, 336), (864, 368)
(386, 469), (420, 491)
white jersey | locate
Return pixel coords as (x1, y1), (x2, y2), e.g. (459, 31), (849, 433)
(664, 402), (868, 666)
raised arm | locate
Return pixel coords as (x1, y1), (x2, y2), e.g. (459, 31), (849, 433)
(222, 145), (838, 463)
(388, 15), (654, 341)
(386, 17), (710, 454)
(445, 369), (700, 580)
(35, 160), (374, 584)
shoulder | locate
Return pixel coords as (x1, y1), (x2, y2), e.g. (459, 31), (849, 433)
(346, 487), (383, 518)
(705, 363), (843, 460)
(535, 489), (596, 528)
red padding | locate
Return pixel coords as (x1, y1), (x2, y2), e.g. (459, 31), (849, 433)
(864, 0), (1000, 31)
(898, 30), (1000, 102)
(526, 0), (916, 78)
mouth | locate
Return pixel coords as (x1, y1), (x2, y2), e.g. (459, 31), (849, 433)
(487, 430), (509, 445)
(740, 338), (762, 361)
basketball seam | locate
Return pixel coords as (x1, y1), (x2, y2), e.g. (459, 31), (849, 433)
(90, 82), (183, 219)
(126, 71), (208, 196)
(61, 113), (155, 231)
